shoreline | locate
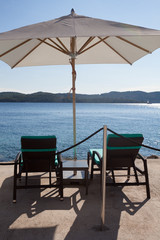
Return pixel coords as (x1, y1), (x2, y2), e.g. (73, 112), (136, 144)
(1, 91), (160, 103)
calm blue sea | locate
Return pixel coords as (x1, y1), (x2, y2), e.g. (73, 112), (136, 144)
(0, 102), (160, 162)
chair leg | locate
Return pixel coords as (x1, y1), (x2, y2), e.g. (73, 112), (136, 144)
(144, 160), (150, 199)
(59, 169), (63, 201)
(85, 169), (88, 195)
(13, 179), (17, 203)
(133, 163), (139, 184)
(49, 165), (52, 186)
(13, 162), (17, 203)
(25, 172), (28, 186)
(59, 183), (63, 200)
(57, 162), (63, 201)
(111, 169), (116, 185)
(90, 158), (94, 179)
(87, 152), (90, 168)
(127, 167), (131, 180)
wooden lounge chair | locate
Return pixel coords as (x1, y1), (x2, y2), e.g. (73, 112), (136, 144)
(88, 134), (150, 199)
(13, 135), (63, 202)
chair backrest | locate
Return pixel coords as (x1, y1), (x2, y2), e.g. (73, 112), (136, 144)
(21, 136), (57, 172)
(107, 134), (144, 168)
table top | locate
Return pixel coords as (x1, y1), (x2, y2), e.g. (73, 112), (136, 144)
(62, 160), (88, 170)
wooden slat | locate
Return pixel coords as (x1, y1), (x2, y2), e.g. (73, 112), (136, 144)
(0, 39), (31, 57)
(11, 39), (46, 68)
(47, 38), (69, 54)
(78, 37), (109, 55)
(56, 37), (70, 53)
(117, 36), (151, 53)
(38, 38), (68, 55)
(98, 37), (132, 65)
(77, 37), (95, 54)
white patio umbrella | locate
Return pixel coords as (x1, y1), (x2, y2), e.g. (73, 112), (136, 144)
(1, 9), (160, 160)
(1, 9), (160, 229)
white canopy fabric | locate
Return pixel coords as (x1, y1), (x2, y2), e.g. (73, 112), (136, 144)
(0, 9), (160, 68)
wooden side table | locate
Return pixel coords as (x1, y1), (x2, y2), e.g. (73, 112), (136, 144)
(62, 160), (89, 194)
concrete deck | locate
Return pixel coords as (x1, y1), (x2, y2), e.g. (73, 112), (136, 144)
(0, 158), (160, 240)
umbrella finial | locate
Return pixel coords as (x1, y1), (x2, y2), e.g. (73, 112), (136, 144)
(71, 8), (76, 16)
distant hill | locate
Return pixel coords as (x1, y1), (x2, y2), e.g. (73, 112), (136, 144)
(0, 91), (160, 103)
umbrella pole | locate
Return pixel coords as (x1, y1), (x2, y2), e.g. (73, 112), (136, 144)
(70, 37), (77, 162)
(71, 57), (77, 161)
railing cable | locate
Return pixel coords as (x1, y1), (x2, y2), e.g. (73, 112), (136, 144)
(0, 126), (160, 166)
(57, 127), (103, 155)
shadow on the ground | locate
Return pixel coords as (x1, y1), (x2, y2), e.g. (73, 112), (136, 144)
(0, 174), (72, 240)
(64, 175), (149, 240)
(0, 174), (148, 240)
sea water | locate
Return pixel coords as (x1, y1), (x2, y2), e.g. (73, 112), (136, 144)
(0, 102), (160, 161)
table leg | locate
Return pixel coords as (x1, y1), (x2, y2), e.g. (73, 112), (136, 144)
(85, 169), (88, 195)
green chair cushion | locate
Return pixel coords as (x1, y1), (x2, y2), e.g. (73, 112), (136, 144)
(89, 133), (143, 165)
(21, 135), (56, 139)
(21, 148), (57, 152)
(55, 155), (58, 166)
(21, 135), (58, 166)
(89, 149), (102, 165)
(107, 133), (143, 150)
(107, 133), (143, 139)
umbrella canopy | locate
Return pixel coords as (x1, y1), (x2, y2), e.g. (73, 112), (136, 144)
(1, 9), (160, 67)
(1, 9), (160, 158)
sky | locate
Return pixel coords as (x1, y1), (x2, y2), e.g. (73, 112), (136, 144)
(0, 0), (160, 94)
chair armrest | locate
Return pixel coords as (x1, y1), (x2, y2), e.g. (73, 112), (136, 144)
(93, 150), (102, 165)
(14, 152), (21, 164)
(137, 153), (146, 161)
(13, 152), (22, 177)
(57, 153), (63, 167)
(135, 153), (147, 174)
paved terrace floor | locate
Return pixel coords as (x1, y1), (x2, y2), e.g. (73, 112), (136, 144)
(0, 158), (160, 240)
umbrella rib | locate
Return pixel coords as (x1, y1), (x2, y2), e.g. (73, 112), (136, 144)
(56, 38), (70, 53)
(0, 39), (31, 57)
(38, 38), (67, 54)
(11, 39), (46, 68)
(47, 38), (69, 54)
(78, 37), (109, 55)
(77, 37), (95, 54)
(117, 36), (151, 53)
(98, 37), (132, 65)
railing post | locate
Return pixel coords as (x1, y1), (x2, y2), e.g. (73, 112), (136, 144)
(101, 125), (107, 230)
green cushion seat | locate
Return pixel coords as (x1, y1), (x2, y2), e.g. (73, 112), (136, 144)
(90, 134), (143, 165)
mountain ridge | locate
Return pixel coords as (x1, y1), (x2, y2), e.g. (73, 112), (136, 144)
(0, 91), (160, 103)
